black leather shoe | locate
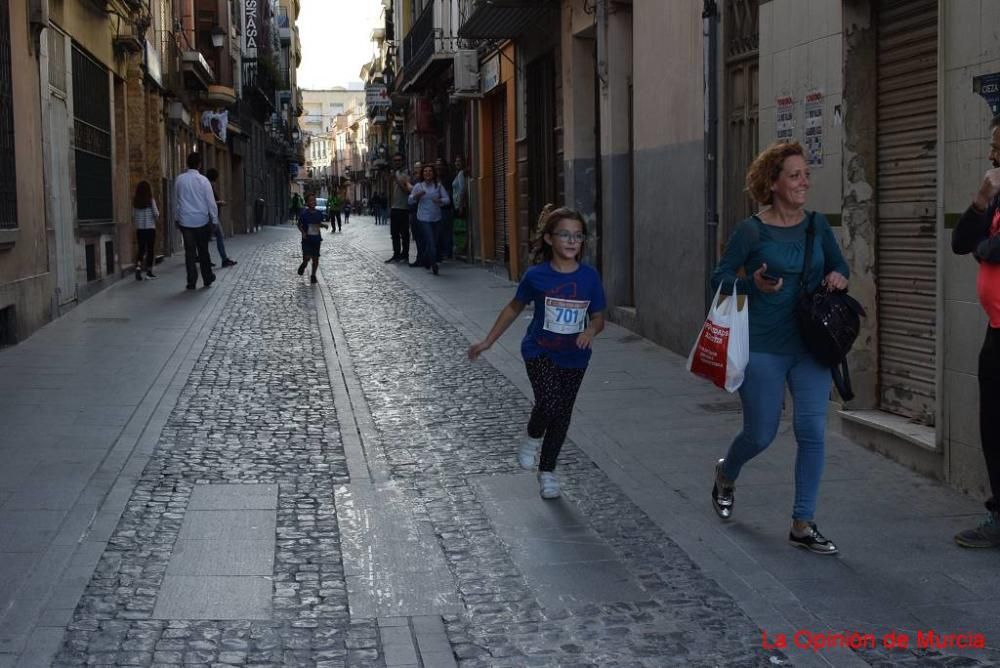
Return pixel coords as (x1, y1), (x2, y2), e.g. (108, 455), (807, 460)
(711, 459), (734, 521)
(384, 256), (398, 264)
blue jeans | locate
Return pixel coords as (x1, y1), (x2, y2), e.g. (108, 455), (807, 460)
(720, 351), (830, 522)
(214, 224), (229, 262)
(416, 219), (438, 267)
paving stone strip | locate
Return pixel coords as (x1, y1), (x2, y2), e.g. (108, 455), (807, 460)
(55, 244), (378, 667)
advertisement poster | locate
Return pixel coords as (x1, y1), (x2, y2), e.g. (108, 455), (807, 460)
(804, 90), (823, 166)
(776, 95), (795, 142)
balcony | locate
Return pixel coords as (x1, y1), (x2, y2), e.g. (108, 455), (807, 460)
(204, 84), (237, 106)
(401, 0), (459, 92)
(182, 50), (215, 90)
(457, 0), (557, 39)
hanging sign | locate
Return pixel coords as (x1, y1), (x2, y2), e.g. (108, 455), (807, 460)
(481, 55), (500, 94)
(201, 110), (229, 143)
(776, 95), (795, 142)
(804, 90), (823, 167)
(244, 0), (259, 58)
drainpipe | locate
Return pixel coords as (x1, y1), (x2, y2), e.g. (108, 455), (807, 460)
(703, 0), (719, 310)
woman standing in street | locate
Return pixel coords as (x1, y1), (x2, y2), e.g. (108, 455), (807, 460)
(132, 181), (159, 280)
(709, 141), (849, 555)
(408, 165), (450, 275)
(468, 206), (606, 500)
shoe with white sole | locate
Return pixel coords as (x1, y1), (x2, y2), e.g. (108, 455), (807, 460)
(518, 436), (542, 470)
(538, 471), (561, 499)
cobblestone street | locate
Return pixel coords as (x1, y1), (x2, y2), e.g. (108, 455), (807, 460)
(1, 221), (998, 667)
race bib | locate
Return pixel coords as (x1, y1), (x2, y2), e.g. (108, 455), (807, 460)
(543, 297), (589, 334)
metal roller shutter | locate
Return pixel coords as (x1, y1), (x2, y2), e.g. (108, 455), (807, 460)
(492, 91), (508, 267)
(876, 0), (937, 423)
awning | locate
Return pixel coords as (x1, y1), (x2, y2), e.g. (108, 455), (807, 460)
(457, 0), (557, 39)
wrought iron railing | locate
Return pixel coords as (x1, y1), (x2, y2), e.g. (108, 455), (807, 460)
(403, 1), (434, 81)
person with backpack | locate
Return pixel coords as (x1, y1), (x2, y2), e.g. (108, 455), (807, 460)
(468, 205), (606, 500)
(708, 140), (849, 555)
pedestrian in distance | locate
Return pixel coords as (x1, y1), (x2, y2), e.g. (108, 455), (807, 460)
(386, 154), (413, 263)
(290, 191), (303, 222)
(434, 157), (454, 261)
(951, 113), (1000, 548)
(132, 180), (159, 281)
(343, 199), (352, 225)
(297, 193), (328, 284)
(452, 156), (469, 258)
(408, 164), (450, 275)
(468, 205), (606, 500)
(709, 140), (849, 555)
(330, 192), (343, 232)
(205, 168), (237, 268)
(174, 152), (218, 290)
(408, 161), (424, 266)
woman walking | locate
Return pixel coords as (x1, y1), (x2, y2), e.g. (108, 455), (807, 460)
(408, 165), (450, 275)
(469, 206), (606, 499)
(709, 141), (849, 555)
(132, 181), (159, 280)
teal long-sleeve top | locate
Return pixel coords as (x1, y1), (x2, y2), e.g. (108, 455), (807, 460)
(710, 212), (849, 354)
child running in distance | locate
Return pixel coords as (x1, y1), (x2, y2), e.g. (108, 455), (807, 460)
(297, 193), (328, 283)
(468, 205), (606, 499)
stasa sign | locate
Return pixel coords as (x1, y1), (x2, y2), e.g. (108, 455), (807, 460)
(244, 0), (259, 58)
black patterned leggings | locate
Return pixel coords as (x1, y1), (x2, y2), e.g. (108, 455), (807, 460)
(525, 355), (587, 472)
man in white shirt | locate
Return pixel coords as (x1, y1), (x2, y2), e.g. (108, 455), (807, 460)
(174, 152), (219, 289)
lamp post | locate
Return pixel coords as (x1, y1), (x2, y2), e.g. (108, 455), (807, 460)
(210, 26), (226, 49)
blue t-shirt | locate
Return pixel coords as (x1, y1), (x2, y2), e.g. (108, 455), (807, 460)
(514, 262), (607, 368)
(298, 208), (325, 238)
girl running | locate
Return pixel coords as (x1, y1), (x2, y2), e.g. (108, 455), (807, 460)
(468, 206), (606, 499)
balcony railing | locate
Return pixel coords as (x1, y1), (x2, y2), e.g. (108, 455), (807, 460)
(402, 1), (434, 83)
(457, 0), (556, 39)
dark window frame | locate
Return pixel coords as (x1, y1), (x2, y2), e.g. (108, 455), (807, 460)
(71, 44), (113, 224)
(0, 0), (18, 230)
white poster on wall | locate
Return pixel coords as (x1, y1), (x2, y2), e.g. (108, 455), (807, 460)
(776, 95), (795, 142)
(804, 90), (823, 166)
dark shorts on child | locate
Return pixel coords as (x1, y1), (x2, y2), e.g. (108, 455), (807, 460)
(302, 235), (322, 257)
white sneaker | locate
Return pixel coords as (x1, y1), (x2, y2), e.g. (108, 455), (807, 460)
(518, 436), (542, 470)
(538, 472), (561, 499)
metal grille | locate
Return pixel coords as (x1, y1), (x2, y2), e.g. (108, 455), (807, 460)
(0, 0), (17, 230)
(48, 29), (67, 93)
(876, 0), (937, 423)
(72, 45), (113, 222)
(492, 90), (509, 268)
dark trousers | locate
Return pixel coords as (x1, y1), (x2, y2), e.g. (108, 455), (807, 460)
(390, 208), (410, 259)
(332, 211), (342, 231)
(180, 225), (213, 286)
(416, 219), (438, 268)
(980, 327), (1000, 508)
(525, 355), (587, 472)
(436, 206), (454, 261)
(136, 229), (156, 271)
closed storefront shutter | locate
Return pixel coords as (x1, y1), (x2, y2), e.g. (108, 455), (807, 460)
(876, 0), (937, 423)
(492, 91), (508, 268)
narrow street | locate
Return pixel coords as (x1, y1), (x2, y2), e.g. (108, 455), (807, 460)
(0, 218), (994, 668)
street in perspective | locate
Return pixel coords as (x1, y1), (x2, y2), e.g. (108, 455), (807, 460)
(3, 1), (1000, 667)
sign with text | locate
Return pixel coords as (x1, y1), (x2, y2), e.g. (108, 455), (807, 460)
(366, 83), (390, 109)
(244, 0), (259, 59)
(974, 72), (1000, 116)
(481, 55), (500, 94)
(804, 90), (823, 166)
(776, 95), (794, 142)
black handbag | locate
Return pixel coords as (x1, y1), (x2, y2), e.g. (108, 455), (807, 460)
(796, 213), (866, 400)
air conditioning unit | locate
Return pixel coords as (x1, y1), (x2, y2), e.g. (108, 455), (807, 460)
(453, 50), (479, 94)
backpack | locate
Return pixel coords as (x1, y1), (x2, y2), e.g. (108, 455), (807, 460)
(796, 213), (866, 400)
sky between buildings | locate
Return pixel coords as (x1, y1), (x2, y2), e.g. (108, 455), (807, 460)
(297, 0), (382, 90)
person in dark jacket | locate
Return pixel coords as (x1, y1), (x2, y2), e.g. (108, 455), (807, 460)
(951, 114), (1000, 548)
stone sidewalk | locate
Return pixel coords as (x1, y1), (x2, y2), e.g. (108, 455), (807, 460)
(0, 218), (996, 667)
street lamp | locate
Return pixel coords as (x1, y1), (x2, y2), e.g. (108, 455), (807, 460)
(210, 26), (226, 49)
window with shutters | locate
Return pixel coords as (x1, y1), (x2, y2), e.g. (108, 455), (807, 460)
(0, 0), (17, 230)
(72, 45), (113, 223)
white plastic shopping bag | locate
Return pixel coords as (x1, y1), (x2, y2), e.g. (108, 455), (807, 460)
(687, 282), (749, 392)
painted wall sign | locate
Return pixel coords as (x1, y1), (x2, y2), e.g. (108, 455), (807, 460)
(973, 72), (1000, 116)
(804, 90), (823, 167)
(776, 95), (794, 142)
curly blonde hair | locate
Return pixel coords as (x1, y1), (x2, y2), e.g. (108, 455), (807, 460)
(530, 204), (588, 264)
(745, 140), (806, 205)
